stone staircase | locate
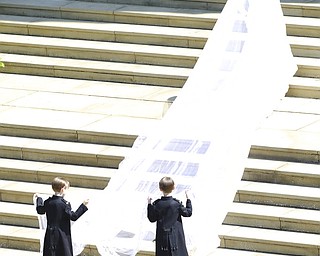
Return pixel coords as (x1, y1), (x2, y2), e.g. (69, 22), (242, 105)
(0, 0), (319, 255)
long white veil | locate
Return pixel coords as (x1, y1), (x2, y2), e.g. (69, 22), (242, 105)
(37, 0), (297, 255)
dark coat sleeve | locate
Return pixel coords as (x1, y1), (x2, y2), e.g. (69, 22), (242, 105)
(180, 199), (192, 217)
(147, 200), (160, 223)
(36, 197), (46, 215)
(65, 203), (88, 221)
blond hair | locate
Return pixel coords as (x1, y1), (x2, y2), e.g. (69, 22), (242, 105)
(159, 176), (175, 194)
(52, 177), (69, 193)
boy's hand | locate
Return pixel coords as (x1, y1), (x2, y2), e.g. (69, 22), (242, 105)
(147, 197), (152, 204)
(83, 199), (89, 206)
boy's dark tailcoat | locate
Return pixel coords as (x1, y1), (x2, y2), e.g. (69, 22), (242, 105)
(147, 196), (192, 256)
(36, 195), (88, 256)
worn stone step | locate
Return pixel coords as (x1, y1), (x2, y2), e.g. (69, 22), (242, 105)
(258, 97), (320, 132)
(0, 52), (318, 86)
(0, 135), (129, 168)
(0, 223), (98, 254)
(0, 106), (152, 147)
(219, 225), (320, 255)
(2, 221), (306, 256)
(0, 179), (97, 205)
(0, 223), (150, 255)
(295, 56), (320, 78)
(0, 73), (177, 145)
(0, 225), (39, 253)
(0, 2), (318, 38)
(0, 34), (318, 66)
(0, 248), (40, 256)
(2, 0), (319, 19)
(2, 196), (320, 254)
(225, 202), (320, 234)
(273, 96), (320, 116)
(0, 201), (37, 228)
(287, 76), (320, 98)
(250, 97), (320, 163)
(236, 180), (320, 210)
(0, 73), (180, 101)
(285, 15), (320, 38)
(1, 84), (320, 149)
(0, 85), (171, 122)
(0, 53), (190, 87)
(0, 0), (217, 29)
(0, 158), (113, 189)
(243, 158), (320, 188)
(210, 247), (292, 256)
(0, 34), (200, 68)
(281, 2), (320, 18)
(0, 14), (209, 48)
(250, 129), (320, 164)
(290, 36), (320, 58)
(9, 0), (226, 12)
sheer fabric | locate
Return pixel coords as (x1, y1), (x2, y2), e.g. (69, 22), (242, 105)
(35, 0), (297, 255)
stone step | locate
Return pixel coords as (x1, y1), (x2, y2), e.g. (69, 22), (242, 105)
(43, 0), (226, 12)
(0, 14), (209, 48)
(286, 76), (320, 98)
(0, 34), (200, 68)
(0, 1), (318, 38)
(210, 247), (292, 256)
(0, 53), (190, 87)
(243, 158), (320, 188)
(272, 96), (320, 116)
(3, 220), (312, 256)
(0, 109), (144, 147)
(0, 72), (177, 146)
(0, 223), (99, 255)
(219, 224), (320, 255)
(0, 78), (174, 119)
(0, 179), (97, 205)
(0, 73), (180, 101)
(2, 184), (320, 254)
(5, 199), (320, 237)
(0, 225), (39, 253)
(289, 35), (320, 58)
(285, 15), (320, 38)
(0, 87), (319, 149)
(0, 135), (129, 168)
(0, 14), (318, 50)
(250, 129), (320, 164)
(0, 0), (217, 29)
(0, 52), (318, 86)
(295, 56), (320, 78)
(225, 202), (320, 235)
(0, 158), (113, 189)
(281, 2), (320, 18)
(1, 0), (319, 19)
(0, 34), (318, 66)
(236, 180), (320, 210)
(0, 248), (40, 256)
(0, 76), (317, 111)
(0, 106), (154, 147)
(0, 223), (149, 255)
(0, 201), (37, 228)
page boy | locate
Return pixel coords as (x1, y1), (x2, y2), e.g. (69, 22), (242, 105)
(35, 177), (89, 256)
(147, 176), (192, 256)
